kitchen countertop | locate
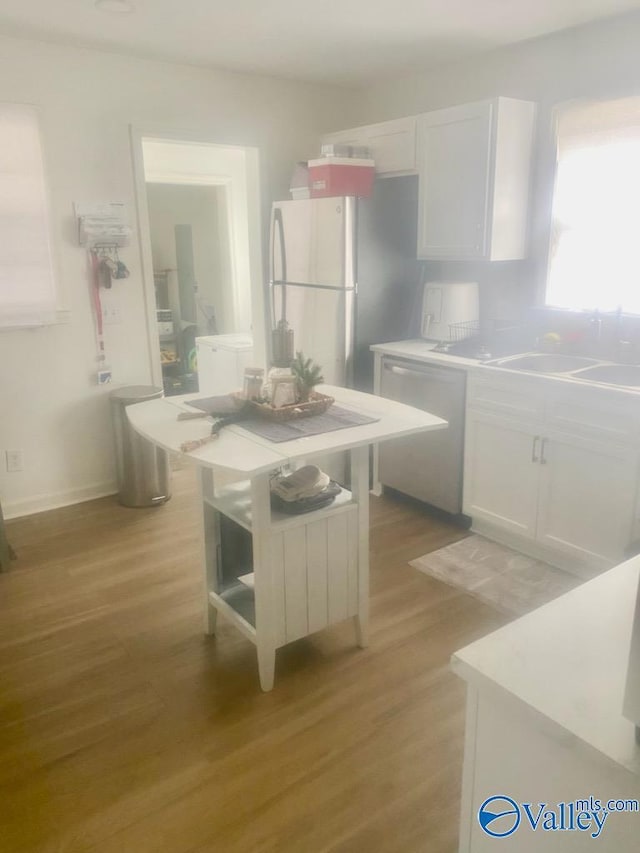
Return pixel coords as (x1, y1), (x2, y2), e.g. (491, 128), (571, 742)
(370, 339), (481, 369)
(452, 557), (640, 778)
(372, 340), (640, 398)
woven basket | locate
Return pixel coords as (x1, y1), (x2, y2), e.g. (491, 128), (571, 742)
(243, 391), (334, 422)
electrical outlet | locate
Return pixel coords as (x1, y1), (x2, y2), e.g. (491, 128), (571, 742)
(102, 305), (122, 325)
(5, 450), (23, 472)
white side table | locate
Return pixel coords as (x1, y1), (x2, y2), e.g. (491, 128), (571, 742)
(128, 385), (446, 690)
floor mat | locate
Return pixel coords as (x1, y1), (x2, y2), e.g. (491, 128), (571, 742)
(410, 534), (581, 616)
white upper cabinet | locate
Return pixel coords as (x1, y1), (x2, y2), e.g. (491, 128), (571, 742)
(363, 118), (417, 174)
(416, 97), (536, 260)
(321, 116), (417, 176)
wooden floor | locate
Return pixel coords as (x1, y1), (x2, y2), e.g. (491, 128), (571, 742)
(0, 470), (506, 853)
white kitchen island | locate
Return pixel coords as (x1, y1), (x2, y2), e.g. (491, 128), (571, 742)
(127, 385), (446, 691)
(452, 557), (640, 851)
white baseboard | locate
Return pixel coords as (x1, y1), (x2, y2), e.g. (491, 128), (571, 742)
(3, 481), (118, 520)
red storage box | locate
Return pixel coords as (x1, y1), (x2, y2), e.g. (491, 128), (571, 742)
(308, 157), (375, 198)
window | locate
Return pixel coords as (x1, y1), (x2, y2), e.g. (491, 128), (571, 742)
(546, 96), (640, 314)
(0, 103), (57, 327)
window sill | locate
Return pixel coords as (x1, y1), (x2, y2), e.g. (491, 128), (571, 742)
(0, 308), (71, 331)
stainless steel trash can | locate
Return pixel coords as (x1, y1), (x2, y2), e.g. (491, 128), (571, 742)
(110, 385), (170, 507)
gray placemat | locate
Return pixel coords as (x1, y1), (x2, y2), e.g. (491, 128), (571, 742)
(239, 406), (379, 443)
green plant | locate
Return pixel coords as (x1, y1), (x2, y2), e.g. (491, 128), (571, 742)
(291, 351), (324, 401)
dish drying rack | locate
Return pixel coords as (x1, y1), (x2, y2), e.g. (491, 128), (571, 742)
(448, 320), (481, 342)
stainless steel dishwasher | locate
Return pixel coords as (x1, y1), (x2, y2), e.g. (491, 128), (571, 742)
(379, 356), (466, 514)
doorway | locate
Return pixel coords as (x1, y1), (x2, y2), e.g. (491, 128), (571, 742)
(131, 133), (265, 392)
(146, 182), (229, 393)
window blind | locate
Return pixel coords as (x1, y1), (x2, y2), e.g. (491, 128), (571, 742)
(547, 95), (640, 313)
(0, 103), (57, 327)
(556, 96), (640, 153)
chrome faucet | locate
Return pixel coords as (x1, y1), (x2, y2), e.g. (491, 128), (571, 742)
(588, 307), (640, 363)
(588, 310), (603, 343)
(606, 306), (640, 363)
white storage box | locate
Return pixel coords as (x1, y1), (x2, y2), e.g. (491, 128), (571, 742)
(196, 334), (254, 396)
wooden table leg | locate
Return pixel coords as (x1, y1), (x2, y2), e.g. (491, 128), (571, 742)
(350, 445), (370, 648)
(257, 641), (276, 692)
(199, 468), (218, 635)
(252, 472), (277, 691)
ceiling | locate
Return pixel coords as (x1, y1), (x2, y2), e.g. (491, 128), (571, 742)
(2, 0), (640, 85)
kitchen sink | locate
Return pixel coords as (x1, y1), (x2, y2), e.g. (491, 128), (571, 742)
(485, 352), (640, 388)
(571, 364), (640, 386)
(487, 353), (600, 373)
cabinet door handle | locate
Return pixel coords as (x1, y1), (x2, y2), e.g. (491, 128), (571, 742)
(531, 436), (540, 463)
(540, 437), (548, 465)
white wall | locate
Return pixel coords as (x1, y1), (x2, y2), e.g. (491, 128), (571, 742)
(0, 34), (356, 518)
(350, 10), (640, 323)
(355, 11), (640, 122)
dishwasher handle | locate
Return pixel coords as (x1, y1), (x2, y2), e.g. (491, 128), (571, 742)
(383, 359), (464, 384)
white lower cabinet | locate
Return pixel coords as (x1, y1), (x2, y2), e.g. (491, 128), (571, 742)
(200, 453), (368, 692)
(536, 431), (638, 564)
(464, 412), (539, 538)
(464, 374), (640, 572)
(453, 563), (640, 853)
(457, 687), (640, 852)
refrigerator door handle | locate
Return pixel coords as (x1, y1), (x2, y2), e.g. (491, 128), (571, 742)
(272, 207), (287, 321)
(270, 279), (356, 293)
(273, 208), (287, 283)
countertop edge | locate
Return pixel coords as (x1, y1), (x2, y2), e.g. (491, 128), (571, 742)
(451, 559), (640, 777)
